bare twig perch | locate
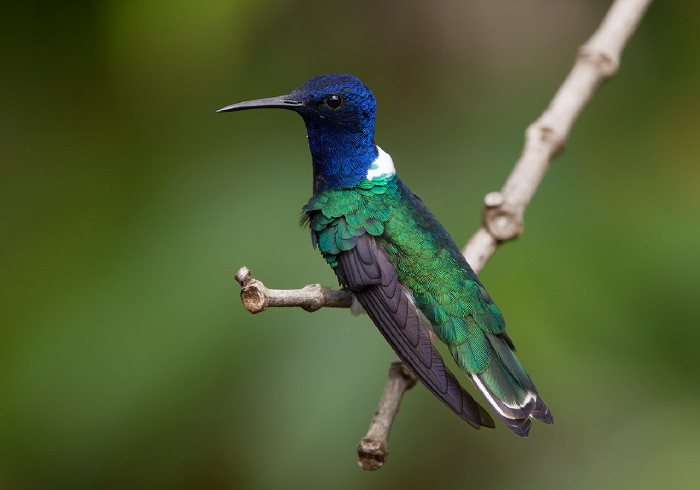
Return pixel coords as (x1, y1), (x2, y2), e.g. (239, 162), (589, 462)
(234, 0), (652, 471)
(355, 361), (417, 471)
(463, 0), (653, 271)
(234, 266), (353, 313)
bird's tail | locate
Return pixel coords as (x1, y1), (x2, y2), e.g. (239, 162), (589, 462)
(464, 332), (554, 437)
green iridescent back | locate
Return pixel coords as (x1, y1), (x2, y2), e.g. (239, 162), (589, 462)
(303, 175), (508, 375)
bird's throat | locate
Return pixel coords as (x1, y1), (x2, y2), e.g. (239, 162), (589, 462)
(306, 122), (378, 193)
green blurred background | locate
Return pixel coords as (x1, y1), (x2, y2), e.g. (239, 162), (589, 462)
(2, 1), (699, 488)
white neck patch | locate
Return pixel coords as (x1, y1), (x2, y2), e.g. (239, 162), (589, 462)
(366, 146), (396, 180)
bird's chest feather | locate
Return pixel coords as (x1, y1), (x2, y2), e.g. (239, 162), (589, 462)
(302, 176), (459, 287)
(302, 174), (397, 265)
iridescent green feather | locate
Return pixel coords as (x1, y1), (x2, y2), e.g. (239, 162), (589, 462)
(302, 174), (536, 402)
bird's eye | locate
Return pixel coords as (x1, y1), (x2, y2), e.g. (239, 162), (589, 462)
(325, 94), (343, 109)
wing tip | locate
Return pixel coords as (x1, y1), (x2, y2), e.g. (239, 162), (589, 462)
(476, 404), (496, 429)
(457, 400), (496, 430)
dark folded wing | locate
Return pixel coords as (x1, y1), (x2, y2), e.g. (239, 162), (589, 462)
(336, 233), (494, 429)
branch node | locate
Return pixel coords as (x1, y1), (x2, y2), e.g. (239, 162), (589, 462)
(240, 281), (268, 314)
(357, 437), (389, 471)
(527, 123), (566, 159)
(579, 44), (619, 78)
(234, 266), (252, 287)
(483, 202), (523, 242)
(300, 284), (325, 312)
(484, 191), (505, 208)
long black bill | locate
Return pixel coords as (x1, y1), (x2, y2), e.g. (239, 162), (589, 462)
(216, 95), (303, 113)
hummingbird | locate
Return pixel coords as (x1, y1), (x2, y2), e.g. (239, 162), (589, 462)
(218, 74), (553, 436)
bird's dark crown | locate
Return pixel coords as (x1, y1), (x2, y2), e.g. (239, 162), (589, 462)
(289, 74), (376, 133)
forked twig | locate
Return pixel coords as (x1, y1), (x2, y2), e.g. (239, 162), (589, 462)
(233, 0), (653, 471)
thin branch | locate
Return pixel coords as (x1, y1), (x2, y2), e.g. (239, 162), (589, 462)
(234, 266), (353, 313)
(363, 0), (652, 468)
(356, 361), (417, 470)
(464, 0), (653, 270)
(234, 0), (652, 471)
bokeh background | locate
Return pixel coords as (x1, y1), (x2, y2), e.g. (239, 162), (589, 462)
(2, 1), (699, 489)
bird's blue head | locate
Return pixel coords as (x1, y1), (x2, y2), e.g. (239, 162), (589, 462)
(218, 74), (379, 193)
